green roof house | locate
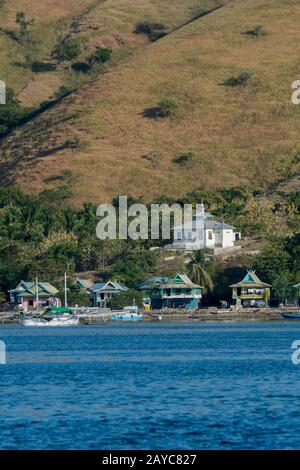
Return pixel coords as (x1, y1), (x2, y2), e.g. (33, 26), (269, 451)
(9, 281), (60, 312)
(150, 273), (203, 310)
(230, 271), (271, 308)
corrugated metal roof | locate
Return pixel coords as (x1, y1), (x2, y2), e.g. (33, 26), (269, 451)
(91, 281), (128, 292)
(76, 278), (94, 289)
(160, 274), (202, 289)
(9, 281), (58, 296)
(138, 277), (169, 290)
(174, 217), (235, 231)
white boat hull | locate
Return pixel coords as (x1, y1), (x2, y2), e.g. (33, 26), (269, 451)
(22, 316), (79, 327)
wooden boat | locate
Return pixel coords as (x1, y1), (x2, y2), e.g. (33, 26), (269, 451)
(110, 312), (143, 322)
(110, 306), (144, 322)
(22, 316), (79, 326)
(281, 312), (300, 320)
(22, 307), (79, 326)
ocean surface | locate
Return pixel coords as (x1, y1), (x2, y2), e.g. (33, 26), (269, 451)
(1, 322), (300, 450)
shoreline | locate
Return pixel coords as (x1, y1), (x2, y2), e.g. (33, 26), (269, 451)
(0, 309), (296, 325)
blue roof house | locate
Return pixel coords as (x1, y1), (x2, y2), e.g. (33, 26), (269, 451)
(91, 281), (128, 308)
(74, 278), (128, 308)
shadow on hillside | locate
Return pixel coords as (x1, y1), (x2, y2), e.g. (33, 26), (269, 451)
(140, 107), (161, 119)
(36, 144), (68, 158)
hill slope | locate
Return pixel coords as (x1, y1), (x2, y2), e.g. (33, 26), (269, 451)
(1, 0), (300, 205)
(0, 0), (214, 106)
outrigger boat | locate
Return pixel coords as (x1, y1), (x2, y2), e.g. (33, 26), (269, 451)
(22, 307), (79, 327)
(110, 306), (144, 322)
(281, 312), (300, 320)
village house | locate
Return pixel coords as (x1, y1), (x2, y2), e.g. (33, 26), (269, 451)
(75, 278), (128, 308)
(172, 203), (241, 252)
(9, 281), (61, 312)
(74, 278), (94, 291)
(230, 271), (271, 308)
(149, 273), (203, 310)
(138, 277), (169, 309)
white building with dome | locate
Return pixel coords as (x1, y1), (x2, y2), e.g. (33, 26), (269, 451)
(171, 203), (241, 251)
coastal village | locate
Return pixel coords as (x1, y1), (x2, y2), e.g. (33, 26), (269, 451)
(7, 271), (300, 313)
(2, 204), (299, 324)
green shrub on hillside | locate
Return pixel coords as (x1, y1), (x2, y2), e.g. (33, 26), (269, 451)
(223, 70), (254, 87)
(243, 25), (266, 37)
(142, 99), (178, 119)
(0, 88), (29, 135)
(288, 192), (300, 212)
(90, 47), (112, 64)
(52, 38), (81, 62)
(15, 11), (34, 44)
(157, 99), (178, 118)
(173, 151), (196, 165)
(65, 136), (87, 149)
(277, 153), (300, 180)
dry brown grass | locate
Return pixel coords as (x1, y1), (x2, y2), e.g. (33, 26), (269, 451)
(1, 0), (300, 205)
(0, 0), (208, 106)
(1, 0), (95, 24)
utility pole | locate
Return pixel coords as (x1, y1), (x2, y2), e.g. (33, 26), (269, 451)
(64, 272), (68, 308)
(36, 277), (39, 311)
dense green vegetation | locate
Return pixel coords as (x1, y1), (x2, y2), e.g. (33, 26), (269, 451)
(0, 186), (298, 305)
(0, 88), (30, 135)
(0, 187), (157, 301)
(107, 289), (144, 309)
(90, 47), (112, 65)
(52, 38), (82, 63)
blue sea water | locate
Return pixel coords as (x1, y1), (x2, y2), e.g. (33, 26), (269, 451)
(0, 322), (300, 450)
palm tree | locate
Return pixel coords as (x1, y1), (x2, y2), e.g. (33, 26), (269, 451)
(57, 207), (79, 233)
(187, 250), (214, 293)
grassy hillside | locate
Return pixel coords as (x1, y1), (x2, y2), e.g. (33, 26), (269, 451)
(0, 0), (213, 106)
(0, 0), (300, 205)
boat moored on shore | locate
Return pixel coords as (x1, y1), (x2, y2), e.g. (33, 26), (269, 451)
(281, 312), (300, 320)
(22, 307), (79, 327)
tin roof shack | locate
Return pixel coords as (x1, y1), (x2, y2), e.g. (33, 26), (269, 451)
(150, 273), (203, 310)
(231, 271), (271, 309)
(9, 281), (60, 312)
